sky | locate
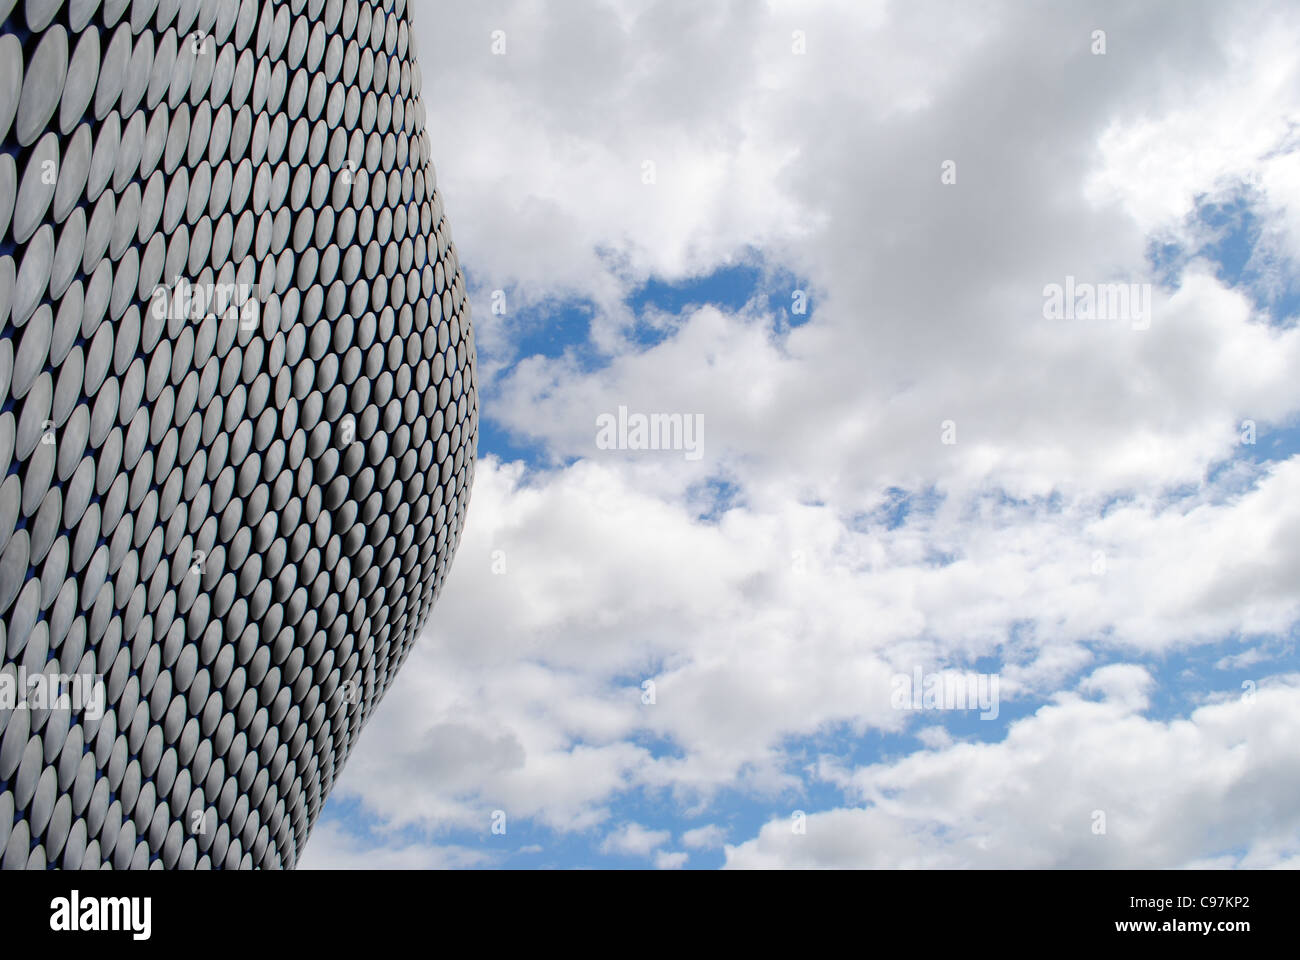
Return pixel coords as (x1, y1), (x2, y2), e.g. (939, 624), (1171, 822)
(300, 0), (1300, 869)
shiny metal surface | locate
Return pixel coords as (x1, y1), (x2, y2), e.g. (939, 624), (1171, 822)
(17, 25), (68, 146)
(1, 0), (475, 872)
(60, 28), (102, 135)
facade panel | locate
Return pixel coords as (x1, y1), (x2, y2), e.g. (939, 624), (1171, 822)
(0, 0), (476, 869)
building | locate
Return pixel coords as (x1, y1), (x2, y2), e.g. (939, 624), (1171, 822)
(0, 0), (477, 868)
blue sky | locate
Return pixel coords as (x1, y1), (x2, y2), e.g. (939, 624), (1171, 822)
(311, 196), (1300, 868)
(316, 261), (828, 868)
(302, 0), (1300, 871)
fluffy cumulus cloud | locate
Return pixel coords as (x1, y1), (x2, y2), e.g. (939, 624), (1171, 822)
(729, 672), (1300, 868)
(301, 0), (1300, 869)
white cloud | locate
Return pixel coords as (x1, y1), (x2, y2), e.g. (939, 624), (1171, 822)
(323, 452), (1300, 853)
(654, 850), (690, 869)
(601, 822), (672, 858)
(426, 0), (1300, 502)
(298, 821), (494, 870)
(681, 824), (728, 850)
(315, 0), (1300, 869)
(1078, 663), (1155, 710)
(725, 675), (1300, 868)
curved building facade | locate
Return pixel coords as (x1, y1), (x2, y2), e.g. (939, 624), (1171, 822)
(0, 0), (477, 868)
